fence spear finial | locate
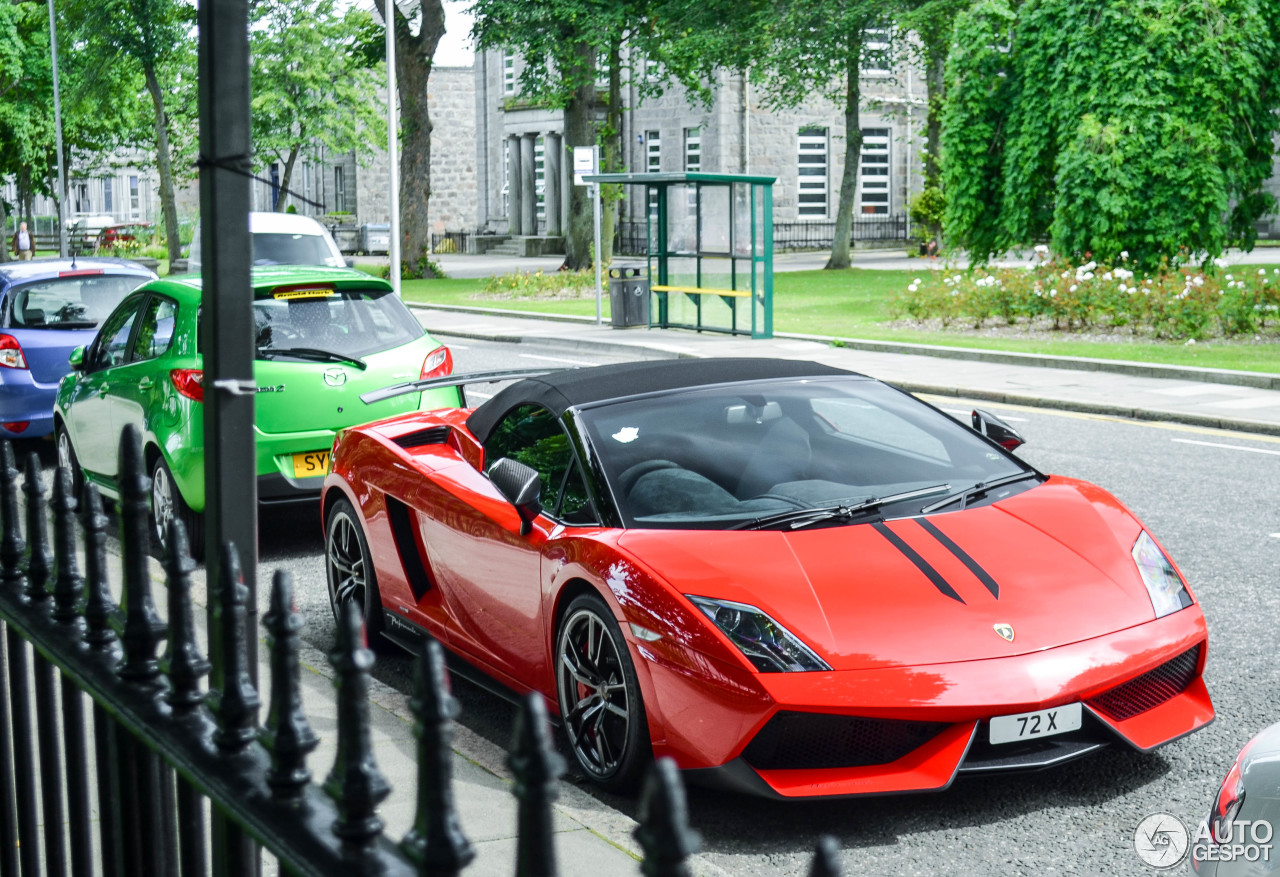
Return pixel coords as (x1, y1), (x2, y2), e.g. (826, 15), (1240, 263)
(262, 569), (318, 801)
(0, 441), (27, 591)
(22, 451), (52, 603)
(635, 757), (701, 877)
(81, 483), (118, 651)
(510, 692), (564, 877)
(50, 466), (84, 624)
(114, 426), (166, 682)
(210, 541), (260, 750)
(161, 520), (210, 711)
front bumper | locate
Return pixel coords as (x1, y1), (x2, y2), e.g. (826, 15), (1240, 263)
(639, 608), (1212, 799)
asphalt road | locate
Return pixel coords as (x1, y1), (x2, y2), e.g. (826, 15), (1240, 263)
(24, 336), (1280, 875)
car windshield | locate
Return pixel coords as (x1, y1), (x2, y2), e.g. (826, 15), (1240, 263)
(251, 286), (424, 359)
(577, 377), (1032, 529)
(252, 233), (342, 267)
(4, 275), (148, 330)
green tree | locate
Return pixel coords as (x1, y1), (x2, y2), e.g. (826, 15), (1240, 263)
(251, 0), (387, 213)
(750, 0), (898, 270)
(64, 0), (194, 263)
(942, 0), (1280, 269)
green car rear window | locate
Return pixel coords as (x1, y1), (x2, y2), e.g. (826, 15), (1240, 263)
(246, 285), (424, 359)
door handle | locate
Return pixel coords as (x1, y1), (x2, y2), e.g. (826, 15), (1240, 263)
(138, 377), (153, 390)
(97, 384), (110, 397)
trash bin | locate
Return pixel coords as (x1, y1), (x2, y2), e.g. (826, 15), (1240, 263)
(608, 267), (650, 328)
(359, 222), (391, 255)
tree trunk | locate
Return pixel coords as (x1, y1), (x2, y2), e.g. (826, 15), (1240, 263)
(600, 39), (623, 266)
(143, 64), (182, 266)
(0, 196), (9, 264)
(277, 144), (301, 212)
(379, 0), (445, 276)
(923, 42), (946, 189)
(562, 44), (596, 270)
(826, 39), (864, 271)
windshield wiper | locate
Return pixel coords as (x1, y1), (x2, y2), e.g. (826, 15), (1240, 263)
(258, 347), (367, 370)
(729, 483), (952, 531)
(920, 470), (1041, 514)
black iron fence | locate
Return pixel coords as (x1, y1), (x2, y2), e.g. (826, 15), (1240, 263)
(613, 216), (909, 257)
(773, 216), (909, 250)
(0, 427), (844, 876)
(431, 231), (471, 255)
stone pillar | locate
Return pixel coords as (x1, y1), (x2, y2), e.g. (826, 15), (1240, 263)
(520, 133), (537, 236)
(560, 138), (571, 233)
(507, 134), (522, 235)
(544, 133), (562, 237)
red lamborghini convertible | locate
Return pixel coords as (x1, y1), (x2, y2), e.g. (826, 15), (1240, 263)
(322, 358), (1213, 799)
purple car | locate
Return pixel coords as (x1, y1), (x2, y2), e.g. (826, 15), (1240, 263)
(0, 258), (155, 439)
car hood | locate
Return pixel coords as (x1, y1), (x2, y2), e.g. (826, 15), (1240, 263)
(617, 478), (1168, 671)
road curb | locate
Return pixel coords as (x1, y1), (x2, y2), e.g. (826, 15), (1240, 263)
(409, 302), (1280, 390)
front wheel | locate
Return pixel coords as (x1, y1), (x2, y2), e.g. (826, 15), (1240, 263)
(555, 593), (650, 791)
(151, 457), (204, 561)
(54, 422), (84, 502)
(325, 497), (388, 649)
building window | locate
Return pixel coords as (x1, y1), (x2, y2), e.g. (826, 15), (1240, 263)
(334, 166), (346, 214)
(862, 28), (892, 77)
(502, 51), (515, 95)
(646, 130), (661, 214)
(683, 127), (701, 173)
(74, 182), (89, 214)
(129, 175), (140, 217)
(535, 136), (546, 223)
(501, 139), (510, 216)
(797, 126), (828, 218)
(103, 178), (113, 213)
(858, 128), (891, 214)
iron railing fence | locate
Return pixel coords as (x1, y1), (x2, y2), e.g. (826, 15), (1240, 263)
(613, 216), (909, 257)
(431, 231), (471, 255)
(0, 428), (843, 877)
(772, 216), (909, 250)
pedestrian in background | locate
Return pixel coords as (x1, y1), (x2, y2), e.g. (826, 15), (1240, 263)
(11, 222), (34, 261)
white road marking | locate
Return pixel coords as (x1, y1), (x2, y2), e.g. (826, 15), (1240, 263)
(1172, 438), (1280, 456)
(1207, 396), (1280, 410)
(446, 343), (470, 350)
(1271, 533), (1280, 539)
(468, 391), (494, 400)
(517, 352), (598, 366)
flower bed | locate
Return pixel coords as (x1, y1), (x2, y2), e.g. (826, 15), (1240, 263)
(894, 251), (1280, 341)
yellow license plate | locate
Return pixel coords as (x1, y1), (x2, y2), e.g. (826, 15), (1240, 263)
(291, 450), (330, 478)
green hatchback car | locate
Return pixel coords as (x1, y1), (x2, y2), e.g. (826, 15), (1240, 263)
(54, 266), (459, 557)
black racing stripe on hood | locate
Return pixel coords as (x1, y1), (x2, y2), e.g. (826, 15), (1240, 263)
(872, 521), (965, 604)
(917, 519), (1001, 600)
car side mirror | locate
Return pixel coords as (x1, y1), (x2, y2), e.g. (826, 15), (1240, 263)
(344, 257), (355, 268)
(489, 457), (543, 535)
(971, 408), (1025, 452)
(68, 346), (85, 371)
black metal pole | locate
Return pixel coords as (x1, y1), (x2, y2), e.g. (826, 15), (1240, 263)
(197, 0), (258, 677)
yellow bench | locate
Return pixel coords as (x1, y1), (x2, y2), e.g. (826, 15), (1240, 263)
(649, 284), (750, 298)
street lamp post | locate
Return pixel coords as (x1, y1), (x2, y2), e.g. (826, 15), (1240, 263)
(13, 0), (68, 257)
(385, 0), (401, 294)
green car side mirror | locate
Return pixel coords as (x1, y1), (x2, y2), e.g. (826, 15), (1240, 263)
(68, 346), (84, 370)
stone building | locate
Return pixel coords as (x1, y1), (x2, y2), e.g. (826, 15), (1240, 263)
(474, 43), (931, 254)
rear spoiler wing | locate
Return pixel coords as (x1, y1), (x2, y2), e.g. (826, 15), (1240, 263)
(360, 368), (568, 406)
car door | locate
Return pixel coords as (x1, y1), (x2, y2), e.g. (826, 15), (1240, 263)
(422, 403), (594, 688)
(64, 294), (145, 478)
(103, 294), (178, 455)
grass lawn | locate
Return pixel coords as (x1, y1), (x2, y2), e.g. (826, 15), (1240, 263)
(398, 265), (1280, 374)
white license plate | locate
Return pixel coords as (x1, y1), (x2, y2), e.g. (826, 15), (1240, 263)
(989, 703), (1082, 745)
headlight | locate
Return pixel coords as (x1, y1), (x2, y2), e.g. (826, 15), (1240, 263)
(1132, 531), (1191, 618)
(687, 596), (830, 673)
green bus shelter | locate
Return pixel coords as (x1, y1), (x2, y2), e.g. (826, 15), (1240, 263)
(585, 171), (775, 339)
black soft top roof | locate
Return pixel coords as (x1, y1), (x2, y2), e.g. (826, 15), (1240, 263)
(466, 358), (860, 443)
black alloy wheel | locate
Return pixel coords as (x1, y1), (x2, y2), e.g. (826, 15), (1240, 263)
(325, 498), (387, 648)
(555, 592), (650, 791)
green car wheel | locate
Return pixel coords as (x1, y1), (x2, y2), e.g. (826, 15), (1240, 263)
(152, 457), (204, 561)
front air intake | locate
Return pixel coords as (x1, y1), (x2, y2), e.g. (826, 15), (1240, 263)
(1088, 645), (1201, 721)
(742, 712), (949, 770)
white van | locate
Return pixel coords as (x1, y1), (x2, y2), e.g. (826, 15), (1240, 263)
(188, 212), (347, 272)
